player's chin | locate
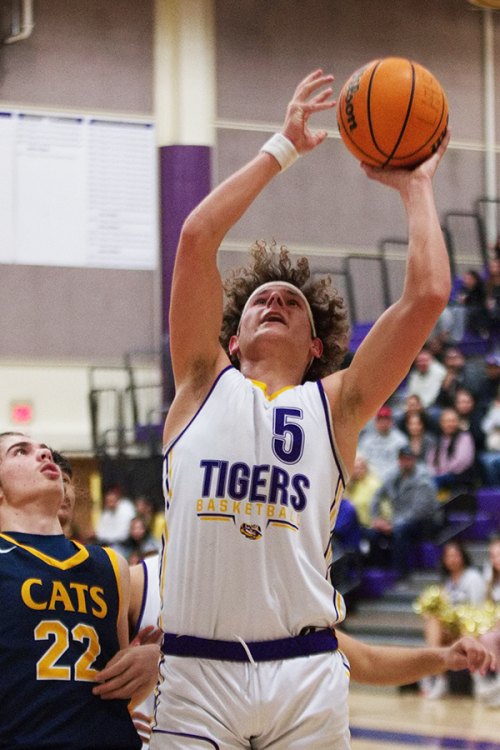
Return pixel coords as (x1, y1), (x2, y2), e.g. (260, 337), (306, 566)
(257, 322), (289, 336)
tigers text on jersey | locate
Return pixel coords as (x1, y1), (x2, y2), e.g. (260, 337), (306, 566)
(0, 532), (141, 750)
(161, 366), (347, 641)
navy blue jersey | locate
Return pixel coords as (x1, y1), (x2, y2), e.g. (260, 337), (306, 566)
(0, 532), (140, 750)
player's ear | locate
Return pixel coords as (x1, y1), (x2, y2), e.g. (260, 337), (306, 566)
(228, 335), (240, 360)
(310, 337), (323, 359)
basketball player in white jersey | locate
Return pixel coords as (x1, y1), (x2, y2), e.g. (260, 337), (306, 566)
(96, 552), (495, 747)
(157, 68), (451, 748)
(108, 557), (497, 747)
(50, 455), (495, 735)
(46, 454), (491, 744)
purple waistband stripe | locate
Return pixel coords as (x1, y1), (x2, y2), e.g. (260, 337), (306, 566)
(161, 629), (338, 662)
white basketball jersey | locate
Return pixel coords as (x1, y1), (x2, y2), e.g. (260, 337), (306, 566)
(160, 367), (347, 641)
(133, 553), (161, 732)
(135, 554), (161, 634)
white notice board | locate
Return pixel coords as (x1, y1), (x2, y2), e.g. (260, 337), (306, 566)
(0, 110), (158, 270)
(0, 112), (15, 263)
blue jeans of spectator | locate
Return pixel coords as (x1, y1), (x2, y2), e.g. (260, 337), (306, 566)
(479, 451), (500, 486)
(391, 519), (426, 578)
(365, 519), (426, 578)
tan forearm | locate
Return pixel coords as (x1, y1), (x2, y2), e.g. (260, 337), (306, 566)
(338, 630), (493, 685)
(401, 176), (451, 310)
(353, 645), (447, 685)
(338, 631), (446, 686)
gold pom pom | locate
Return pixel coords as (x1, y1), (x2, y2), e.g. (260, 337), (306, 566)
(413, 585), (449, 617)
(414, 587), (500, 638)
(454, 601), (500, 637)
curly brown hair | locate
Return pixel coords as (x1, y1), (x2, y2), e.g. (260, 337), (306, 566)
(220, 241), (350, 381)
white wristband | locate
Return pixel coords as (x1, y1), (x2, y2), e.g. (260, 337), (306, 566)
(260, 133), (299, 172)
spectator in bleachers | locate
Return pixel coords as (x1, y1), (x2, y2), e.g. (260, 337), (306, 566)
(435, 345), (486, 409)
(333, 498), (362, 553)
(483, 535), (500, 603)
(482, 386), (500, 452)
(134, 494), (155, 528)
(134, 493), (165, 541)
(485, 256), (500, 342)
(366, 446), (439, 579)
(358, 405), (408, 482)
(406, 347), (446, 409)
(480, 386), (500, 486)
(396, 392), (439, 435)
(94, 484), (136, 550)
(343, 454), (382, 528)
(402, 411), (437, 464)
(478, 353), (500, 413)
(427, 307), (455, 358)
(330, 498), (364, 601)
(454, 387), (486, 452)
(118, 515), (161, 564)
(425, 407), (477, 496)
(455, 269), (490, 339)
(418, 540), (487, 699)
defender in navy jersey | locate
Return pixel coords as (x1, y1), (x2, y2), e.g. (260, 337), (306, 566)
(151, 70), (452, 749)
(0, 432), (140, 750)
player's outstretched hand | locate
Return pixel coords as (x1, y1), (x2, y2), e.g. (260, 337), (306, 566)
(443, 635), (496, 676)
(282, 69), (335, 154)
(92, 643), (160, 705)
(360, 129), (451, 191)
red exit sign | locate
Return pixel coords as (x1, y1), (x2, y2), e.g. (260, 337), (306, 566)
(10, 401), (34, 424)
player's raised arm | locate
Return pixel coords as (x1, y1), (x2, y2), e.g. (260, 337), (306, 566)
(326, 132), (451, 454)
(168, 70), (335, 393)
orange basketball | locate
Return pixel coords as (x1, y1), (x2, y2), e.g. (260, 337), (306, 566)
(336, 57), (448, 168)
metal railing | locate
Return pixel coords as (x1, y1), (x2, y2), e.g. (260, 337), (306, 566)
(89, 353), (167, 457)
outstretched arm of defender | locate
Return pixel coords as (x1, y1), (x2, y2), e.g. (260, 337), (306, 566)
(338, 631), (495, 686)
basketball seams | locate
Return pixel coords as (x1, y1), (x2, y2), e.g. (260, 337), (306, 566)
(337, 56), (448, 169)
(336, 106), (386, 167)
(337, 61), (386, 167)
(381, 61), (416, 168)
(391, 98), (448, 163)
(366, 61), (389, 160)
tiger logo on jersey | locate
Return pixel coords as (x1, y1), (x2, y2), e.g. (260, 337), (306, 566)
(240, 523), (262, 540)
